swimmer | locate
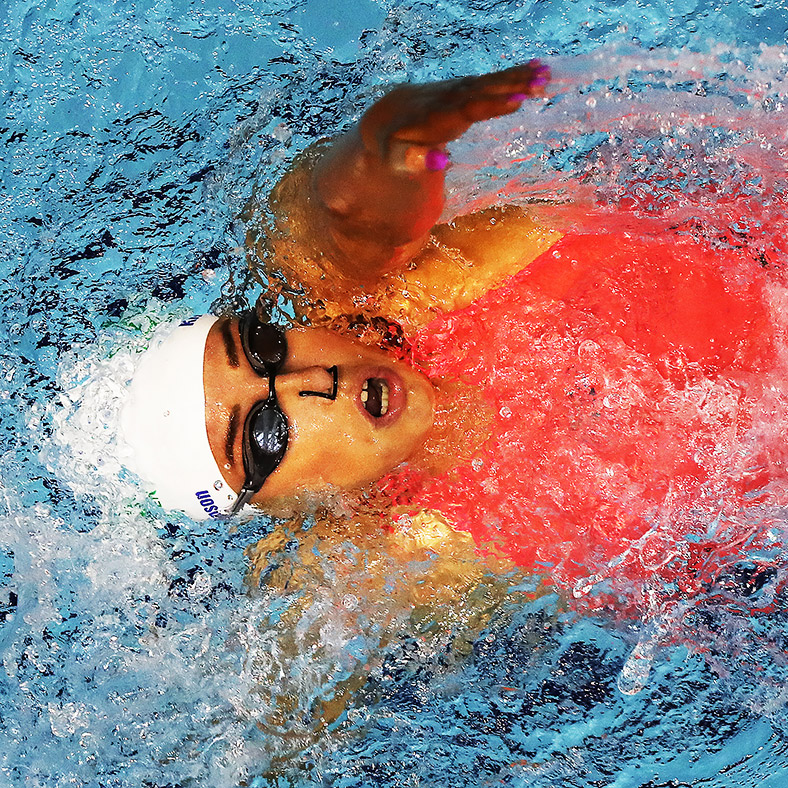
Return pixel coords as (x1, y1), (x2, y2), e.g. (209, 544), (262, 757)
(121, 60), (785, 606)
(122, 61), (551, 519)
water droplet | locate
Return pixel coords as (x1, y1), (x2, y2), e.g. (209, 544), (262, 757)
(499, 406), (512, 419)
(618, 640), (655, 695)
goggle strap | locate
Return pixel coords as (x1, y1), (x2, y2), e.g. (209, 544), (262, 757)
(229, 484), (258, 516)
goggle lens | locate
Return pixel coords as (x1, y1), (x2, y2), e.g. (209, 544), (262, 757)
(240, 315), (286, 371)
(229, 313), (290, 515)
(244, 398), (288, 472)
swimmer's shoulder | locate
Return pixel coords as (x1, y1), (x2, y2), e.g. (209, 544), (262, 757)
(383, 205), (562, 323)
(247, 153), (561, 327)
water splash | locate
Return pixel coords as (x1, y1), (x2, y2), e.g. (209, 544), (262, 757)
(2, 0), (788, 783)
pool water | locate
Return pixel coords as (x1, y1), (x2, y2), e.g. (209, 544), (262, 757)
(1, 0), (788, 786)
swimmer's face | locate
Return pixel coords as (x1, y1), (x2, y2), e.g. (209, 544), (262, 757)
(203, 319), (435, 504)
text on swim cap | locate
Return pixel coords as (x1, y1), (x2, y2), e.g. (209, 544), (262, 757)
(195, 490), (221, 518)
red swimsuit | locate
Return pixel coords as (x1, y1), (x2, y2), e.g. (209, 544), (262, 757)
(398, 231), (788, 611)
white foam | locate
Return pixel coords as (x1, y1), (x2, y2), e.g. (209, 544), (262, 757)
(41, 299), (191, 517)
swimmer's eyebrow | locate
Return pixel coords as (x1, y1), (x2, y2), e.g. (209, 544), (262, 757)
(221, 320), (239, 368)
(225, 404), (240, 466)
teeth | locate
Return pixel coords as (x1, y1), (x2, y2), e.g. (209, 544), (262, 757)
(380, 382), (389, 416)
(361, 379), (390, 416)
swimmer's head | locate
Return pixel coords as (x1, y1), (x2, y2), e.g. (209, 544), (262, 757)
(122, 313), (435, 519)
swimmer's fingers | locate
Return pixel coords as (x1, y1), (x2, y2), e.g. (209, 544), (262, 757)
(457, 61), (551, 102)
(429, 61), (550, 129)
(391, 91), (523, 143)
(308, 64), (547, 274)
(361, 61), (549, 164)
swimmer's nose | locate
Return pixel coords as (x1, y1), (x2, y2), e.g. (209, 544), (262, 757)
(276, 366), (338, 400)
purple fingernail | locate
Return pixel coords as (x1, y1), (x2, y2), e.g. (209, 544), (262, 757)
(509, 92), (528, 102)
(531, 75), (549, 87)
(425, 148), (449, 171)
(535, 63), (551, 76)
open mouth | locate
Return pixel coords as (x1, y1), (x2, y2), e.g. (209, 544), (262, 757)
(361, 377), (390, 417)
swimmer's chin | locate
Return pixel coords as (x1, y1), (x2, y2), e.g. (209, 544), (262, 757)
(403, 376), (494, 477)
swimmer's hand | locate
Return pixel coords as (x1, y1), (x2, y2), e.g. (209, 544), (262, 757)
(361, 61), (550, 171)
(307, 62), (549, 281)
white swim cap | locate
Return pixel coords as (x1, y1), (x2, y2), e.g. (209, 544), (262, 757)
(120, 315), (237, 520)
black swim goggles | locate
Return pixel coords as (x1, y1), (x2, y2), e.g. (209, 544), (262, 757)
(229, 311), (338, 516)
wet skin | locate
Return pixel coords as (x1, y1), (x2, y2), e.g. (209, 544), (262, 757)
(203, 319), (435, 504)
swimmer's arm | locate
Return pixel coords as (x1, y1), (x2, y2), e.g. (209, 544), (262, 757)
(305, 63), (549, 283)
(378, 205), (562, 323)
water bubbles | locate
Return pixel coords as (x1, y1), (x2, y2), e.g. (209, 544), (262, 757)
(573, 573), (602, 598)
(48, 702), (90, 738)
(498, 406), (512, 419)
(577, 339), (600, 359)
(189, 571), (212, 599)
(271, 123), (292, 143)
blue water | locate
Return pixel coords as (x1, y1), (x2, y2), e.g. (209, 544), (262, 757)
(2, 0), (788, 786)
